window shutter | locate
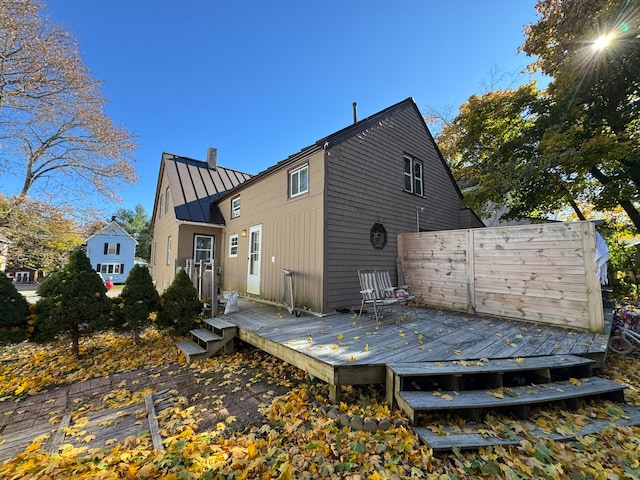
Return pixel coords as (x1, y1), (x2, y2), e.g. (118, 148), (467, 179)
(120, 263), (124, 274)
(97, 264), (101, 272)
(103, 243), (108, 255)
(116, 243), (121, 255)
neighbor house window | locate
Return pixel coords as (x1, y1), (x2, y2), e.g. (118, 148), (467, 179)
(231, 196), (241, 218)
(104, 242), (120, 255)
(229, 234), (239, 257)
(164, 187), (170, 214)
(289, 163), (309, 198)
(166, 236), (172, 265)
(194, 235), (213, 263)
(153, 242), (157, 265)
(404, 155), (423, 196)
(159, 194), (163, 218)
(98, 263), (123, 275)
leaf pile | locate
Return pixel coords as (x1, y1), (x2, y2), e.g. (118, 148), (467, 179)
(0, 331), (640, 478)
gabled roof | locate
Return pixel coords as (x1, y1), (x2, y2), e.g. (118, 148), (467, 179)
(154, 152), (253, 226)
(215, 97), (463, 201)
(85, 221), (138, 244)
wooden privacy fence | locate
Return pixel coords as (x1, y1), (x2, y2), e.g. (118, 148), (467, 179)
(398, 222), (604, 332)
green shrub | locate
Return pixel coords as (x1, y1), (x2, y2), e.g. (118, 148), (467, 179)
(158, 268), (202, 336)
(0, 273), (30, 344)
(119, 264), (160, 344)
(35, 249), (111, 357)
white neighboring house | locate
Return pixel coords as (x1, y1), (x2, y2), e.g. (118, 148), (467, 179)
(85, 221), (137, 284)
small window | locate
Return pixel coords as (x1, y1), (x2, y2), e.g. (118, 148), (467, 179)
(153, 242), (157, 266)
(403, 154), (423, 196)
(194, 235), (213, 263)
(289, 164), (309, 198)
(166, 236), (172, 266)
(228, 234), (239, 257)
(159, 194), (163, 218)
(104, 242), (120, 255)
(164, 187), (170, 214)
(231, 196), (241, 218)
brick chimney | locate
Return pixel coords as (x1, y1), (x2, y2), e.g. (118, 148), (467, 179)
(207, 147), (217, 170)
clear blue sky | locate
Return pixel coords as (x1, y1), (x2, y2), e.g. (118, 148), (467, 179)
(41, 0), (540, 217)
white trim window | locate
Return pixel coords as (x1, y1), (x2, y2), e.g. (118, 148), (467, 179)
(99, 263), (122, 274)
(164, 187), (170, 214)
(194, 235), (214, 263)
(228, 234), (239, 257)
(289, 163), (309, 198)
(404, 155), (423, 196)
(166, 236), (172, 266)
(231, 196), (241, 218)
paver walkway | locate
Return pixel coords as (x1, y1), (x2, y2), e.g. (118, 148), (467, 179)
(0, 358), (283, 463)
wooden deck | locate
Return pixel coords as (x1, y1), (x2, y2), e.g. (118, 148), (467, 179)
(224, 297), (610, 401)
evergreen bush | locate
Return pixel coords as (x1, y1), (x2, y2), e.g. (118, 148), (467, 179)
(119, 264), (160, 344)
(158, 268), (202, 336)
(0, 273), (30, 344)
(35, 249), (111, 357)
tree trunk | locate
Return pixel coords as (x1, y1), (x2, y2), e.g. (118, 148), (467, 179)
(71, 325), (80, 358)
(590, 167), (640, 230)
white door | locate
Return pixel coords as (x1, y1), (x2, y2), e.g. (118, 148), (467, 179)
(247, 224), (262, 295)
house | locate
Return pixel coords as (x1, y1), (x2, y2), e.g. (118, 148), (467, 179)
(85, 220), (137, 284)
(150, 97), (483, 314)
(5, 266), (41, 284)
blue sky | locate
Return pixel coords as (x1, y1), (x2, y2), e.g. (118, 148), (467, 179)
(40, 0), (540, 217)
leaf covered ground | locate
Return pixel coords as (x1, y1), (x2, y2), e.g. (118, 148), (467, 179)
(0, 330), (639, 479)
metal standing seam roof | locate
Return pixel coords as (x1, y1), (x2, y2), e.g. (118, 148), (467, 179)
(162, 153), (252, 224)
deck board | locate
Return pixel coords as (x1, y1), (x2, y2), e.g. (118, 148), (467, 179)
(223, 298), (609, 400)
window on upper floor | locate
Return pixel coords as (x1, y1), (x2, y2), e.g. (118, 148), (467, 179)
(159, 194), (164, 218)
(165, 187), (170, 214)
(104, 242), (120, 255)
(194, 235), (214, 263)
(166, 236), (172, 265)
(231, 196), (241, 218)
(228, 234), (238, 257)
(404, 155), (423, 196)
(289, 163), (309, 198)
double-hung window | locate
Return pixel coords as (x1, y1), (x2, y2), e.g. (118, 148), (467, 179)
(166, 236), (172, 265)
(228, 234), (239, 257)
(231, 196), (241, 218)
(289, 163), (309, 198)
(194, 235), (214, 263)
(104, 242), (120, 255)
(404, 155), (423, 196)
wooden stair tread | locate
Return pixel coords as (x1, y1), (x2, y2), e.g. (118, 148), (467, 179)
(397, 377), (625, 412)
(191, 328), (222, 342)
(388, 354), (594, 377)
(176, 340), (206, 356)
(414, 404), (640, 452)
(202, 317), (236, 330)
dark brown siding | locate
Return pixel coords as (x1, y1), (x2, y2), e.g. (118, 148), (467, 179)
(324, 104), (465, 311)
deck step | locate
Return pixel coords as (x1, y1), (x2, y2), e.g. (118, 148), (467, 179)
(202, 317), (237, 336)
(386, 355), (595, 406)
(397, 377), (626, 424)
(190, 328), (222, 344)
(176, 340), (206, 357)
(414, 404), (640, 452)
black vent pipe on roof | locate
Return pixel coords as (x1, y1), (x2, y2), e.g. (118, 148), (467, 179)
(353, 102), (357, 124)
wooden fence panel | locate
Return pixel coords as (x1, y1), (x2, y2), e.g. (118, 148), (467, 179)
(398, 222), (604, 332)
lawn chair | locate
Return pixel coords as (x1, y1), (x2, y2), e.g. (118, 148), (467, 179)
(375, 269), (415, 321)
(357, 269), (415, 327)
